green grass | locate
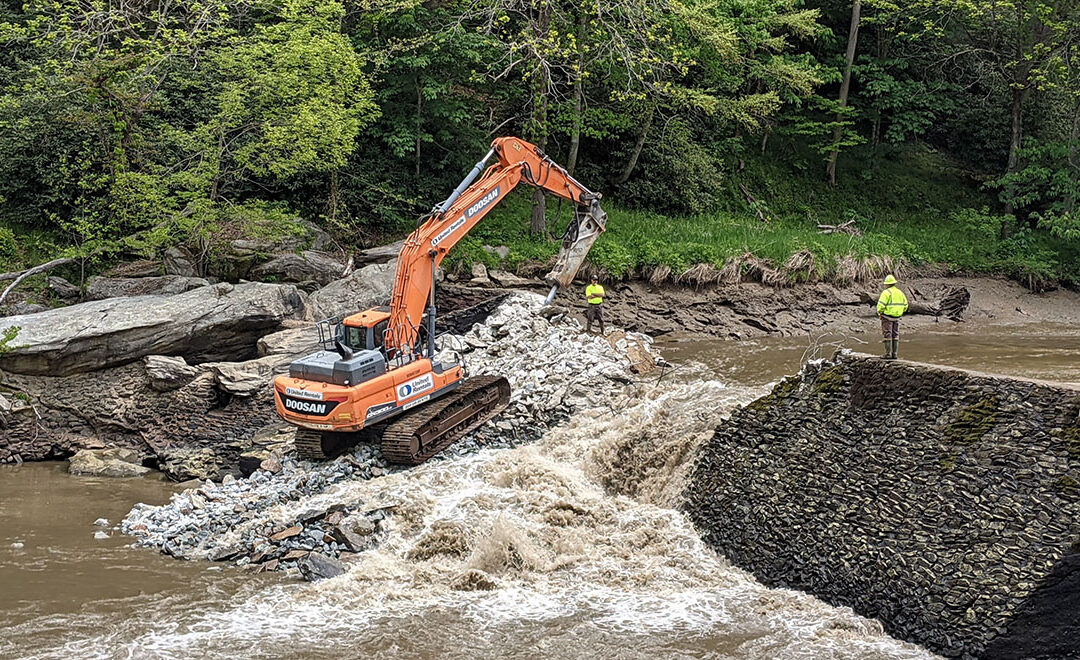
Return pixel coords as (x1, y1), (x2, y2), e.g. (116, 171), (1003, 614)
(445, 144), (1079, 288)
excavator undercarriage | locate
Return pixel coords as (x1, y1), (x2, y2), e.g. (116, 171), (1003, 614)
(293, 375), (510, 463)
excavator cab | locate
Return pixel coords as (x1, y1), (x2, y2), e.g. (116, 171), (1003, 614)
(340, 309), (391, 354)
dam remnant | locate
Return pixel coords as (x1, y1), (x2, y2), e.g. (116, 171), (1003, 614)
(684, 351), (1080, 658)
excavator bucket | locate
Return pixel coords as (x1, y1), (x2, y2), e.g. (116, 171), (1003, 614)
(544, 196), (607, 302)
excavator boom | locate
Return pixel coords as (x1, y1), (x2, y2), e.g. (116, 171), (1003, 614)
(386, 136), (606, 358)
(274, 136), (606, 464)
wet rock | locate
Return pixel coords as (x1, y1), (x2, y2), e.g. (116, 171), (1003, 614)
(85, 275), (209, 300)
(93, 518), (110, 527)
(270, 524), (303, 542)
(298, 552), (346, 581)
(144, 355), (199, 392)
(450, 568), (499, 591)
(307, 261), (396, 320)
(94, 530), (109, 540)
(158, 447), (221, 481)
(163, 246), (198, 277)
(47, 276), (80, 300)
(0, 282), (307, 376)
(69, 448), (151, 478)
(684, 351), (1080, 659)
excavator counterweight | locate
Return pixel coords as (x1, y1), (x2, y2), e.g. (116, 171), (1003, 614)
(273, 136), (607, 463)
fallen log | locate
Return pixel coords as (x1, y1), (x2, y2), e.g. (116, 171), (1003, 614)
(817, 219), (861, 235)
(857, 286), (970, 320)
(0, 258), (76, 305)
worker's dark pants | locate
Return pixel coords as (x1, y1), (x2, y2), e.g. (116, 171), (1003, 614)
(585, 304), (605, 333)
(880, 316), (900, 339)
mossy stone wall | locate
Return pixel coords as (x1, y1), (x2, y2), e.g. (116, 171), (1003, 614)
(684, 352), (1080, 658)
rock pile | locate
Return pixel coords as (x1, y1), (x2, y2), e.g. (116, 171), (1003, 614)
(122, 293), (659, 577)
(683, 351), (1080, 658)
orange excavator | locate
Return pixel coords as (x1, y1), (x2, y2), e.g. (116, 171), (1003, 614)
(273, 136), (607, 464)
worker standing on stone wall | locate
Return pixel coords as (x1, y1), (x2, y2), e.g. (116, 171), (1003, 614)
(585, 274), (606, 335)
(877, 274), (909, 359)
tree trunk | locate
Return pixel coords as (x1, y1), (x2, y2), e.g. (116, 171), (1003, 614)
(1069, 99), (1080, 214)
(1003, 86), (1030, 234)
(527, 0), (552, 237)
(415, 76), (422, 177)
(329, 170), (340, 223)
(612, 105), (654, 186)
(825, 0), (861, 187)
(566, 10), (587, 176)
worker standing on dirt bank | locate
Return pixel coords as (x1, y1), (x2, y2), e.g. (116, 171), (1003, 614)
(877, 274), (909, 359)
(585, 275), (606, 335)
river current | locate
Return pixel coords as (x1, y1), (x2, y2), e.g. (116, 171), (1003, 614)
(2, 323), (1076, 659)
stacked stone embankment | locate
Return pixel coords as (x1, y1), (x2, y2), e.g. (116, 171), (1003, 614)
(684, 351), (1080, 659)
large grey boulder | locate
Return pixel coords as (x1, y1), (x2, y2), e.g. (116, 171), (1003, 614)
(307, 261), (396, 320)
(0, 282), (307, 376)
(354, 240), (403, 266)
(163, 246), (199, 277)
(47, 276), (81, 300)
(257, 323), (319, 357)
(250, 251), (345, 286)
(204, 354), (284, 397)
(298, 552), (346, 581)
(86, 275), (209, 301)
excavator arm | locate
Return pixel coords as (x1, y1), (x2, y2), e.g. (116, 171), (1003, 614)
(385, 136), (607, 358)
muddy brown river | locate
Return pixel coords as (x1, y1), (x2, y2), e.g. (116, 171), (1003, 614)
(1, 322), (1075, 659)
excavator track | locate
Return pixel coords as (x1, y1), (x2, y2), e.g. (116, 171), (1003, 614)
(380, 375), (511, 465)
(294, 428), (373, 461)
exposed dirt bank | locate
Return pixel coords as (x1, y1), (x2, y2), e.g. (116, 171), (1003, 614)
(564, 276), (1080, 341)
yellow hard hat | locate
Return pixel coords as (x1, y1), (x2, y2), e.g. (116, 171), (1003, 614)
(883, 274), (897, 285)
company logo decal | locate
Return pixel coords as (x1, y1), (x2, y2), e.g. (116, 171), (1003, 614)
(431, 217), (466, 247)
(365, 402), (396, 419)
(286, 387), (323, 401)
(466, 187), (500, 218)
(430, 187), (500, 247)
(396, 373), (434, 402)
(279, 392), (339, 417)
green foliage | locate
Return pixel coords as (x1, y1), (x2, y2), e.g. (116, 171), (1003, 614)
(0, 0), (1076, 291)
(0, 326), (19, 356)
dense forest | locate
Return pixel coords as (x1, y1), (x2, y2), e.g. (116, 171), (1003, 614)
(0, 0), (1078, 289)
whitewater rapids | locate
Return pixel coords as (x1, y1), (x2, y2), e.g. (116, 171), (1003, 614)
(20, 293), (937, 659)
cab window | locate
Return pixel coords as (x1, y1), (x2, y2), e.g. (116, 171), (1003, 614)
(344, 326), (365, 351)
(370, 319), (389, 351)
